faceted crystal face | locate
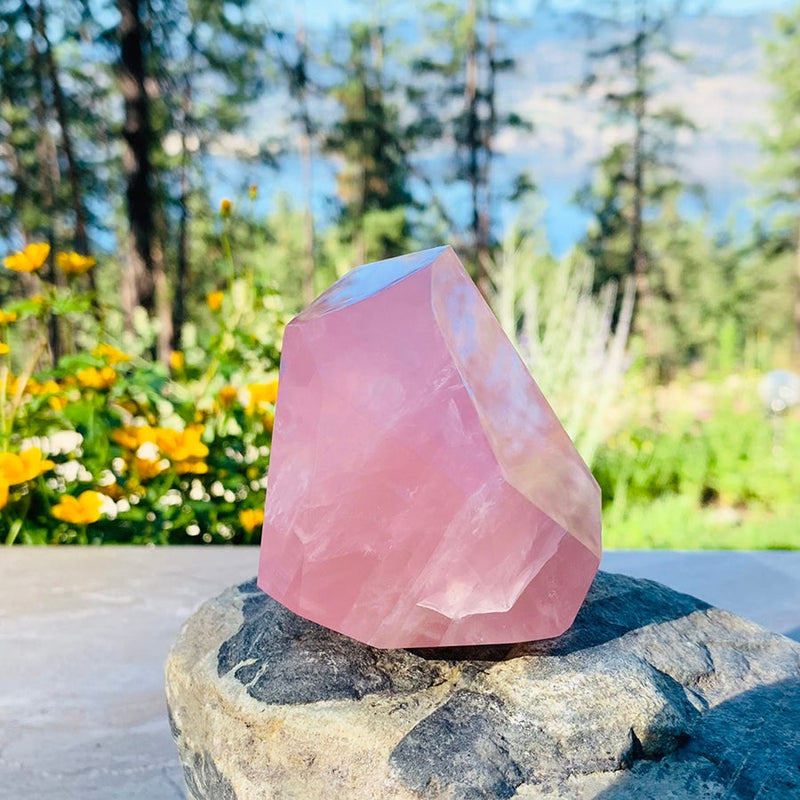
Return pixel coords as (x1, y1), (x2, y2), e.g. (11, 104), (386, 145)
(258, 246), (601, 649)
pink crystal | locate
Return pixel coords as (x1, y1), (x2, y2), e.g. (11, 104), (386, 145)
(257, 246), (601, 648)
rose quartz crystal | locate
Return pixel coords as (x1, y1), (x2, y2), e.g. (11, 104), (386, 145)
(258, 246), (601, 648)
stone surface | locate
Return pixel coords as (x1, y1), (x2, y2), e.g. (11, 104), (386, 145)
(166, 571), (800, 800)
(2, 549), (799, 800)
(258, 245), (601, 648)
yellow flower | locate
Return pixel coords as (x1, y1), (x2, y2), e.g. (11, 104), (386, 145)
(175, 460), (209, 475)
(248, 184), (258, 200)
(220, 198), (232, 218)
(0, 479), (8, 510)
(0, 447), (55, 486)
(51, 490), (104, 524)
(29, 379), (68, 410)
(239, 507), (264, 531)
(135, 456), (167, 481)
(0, 343), (8, 355)
(218, 385), (238, 409)
(112, 425), (149, 451)
(77, 366), (116, 391)
(156, 425), (208, 462)
(56, 251), (96, 276)
(170, 351), (184, 370)
(3, 243), (50, 272)
(92, 344), (131, 365)
(0, 310), (18, 324)
(206, 290), (224, 312)
(246, 380), (279, 411)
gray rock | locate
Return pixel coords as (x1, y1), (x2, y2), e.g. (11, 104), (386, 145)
(166, 572), (800, 800)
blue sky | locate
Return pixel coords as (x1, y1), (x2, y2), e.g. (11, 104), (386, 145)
(292, 0), (796, 27)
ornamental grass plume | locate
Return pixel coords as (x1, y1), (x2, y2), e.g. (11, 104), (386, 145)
(56, 251), (97, 276)
(51, 491), (104, 524)
(0, 448), (55, 485)
(490, 235), (634, 468)
(3, 243), (50, 272)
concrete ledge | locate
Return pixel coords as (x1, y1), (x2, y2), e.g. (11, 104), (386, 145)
(1, 547), (799, 799)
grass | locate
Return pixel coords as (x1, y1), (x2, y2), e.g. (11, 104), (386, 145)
(594, 372), (800, 551)
(604, 495), (800, 549)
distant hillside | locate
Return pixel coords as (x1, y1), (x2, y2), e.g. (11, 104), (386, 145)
(228, 9), (778, 252)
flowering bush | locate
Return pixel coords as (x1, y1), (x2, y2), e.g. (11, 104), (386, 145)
(1, 209), (287, 545)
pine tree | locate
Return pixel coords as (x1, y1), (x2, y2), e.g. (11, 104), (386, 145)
(759, 3), (800, 362)
(411, 0), (530, 295)
(577, 0), (697, 369)
(324, 19), (413, 265)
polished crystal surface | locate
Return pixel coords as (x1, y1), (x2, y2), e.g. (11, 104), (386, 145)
(257, 246), (601, 648)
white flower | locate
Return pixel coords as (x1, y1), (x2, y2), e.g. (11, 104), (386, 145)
(99, 494), (118, 520)
(47, 431), (83, 455)
(97, 470), (116, 487)
(160, 490), (183, 507)
(136, 441), (160, 460)
(55, 460), (93, 483)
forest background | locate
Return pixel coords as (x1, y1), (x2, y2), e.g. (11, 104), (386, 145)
(0, 0), (798, 548)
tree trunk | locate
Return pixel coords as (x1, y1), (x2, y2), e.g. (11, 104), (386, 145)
(477, 0), (497, 294)
(794, 219), (800, 365)
(296, 24), (316, 305)
(173, 131), (189, 352)
(35, 0), (99, 307)
(631, 1), (655, 365)
(299, 123), (316, 304)
(118, 0), (156, 329)
(22, 0), (61, 361)
(173, 42), (194, 353)
(464, 0), (491, 298)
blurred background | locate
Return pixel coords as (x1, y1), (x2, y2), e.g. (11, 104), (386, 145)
(0, 0), (798, 548)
